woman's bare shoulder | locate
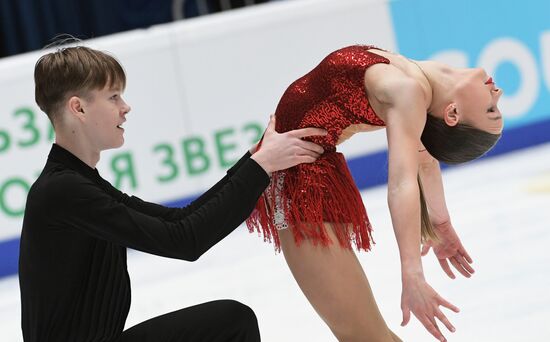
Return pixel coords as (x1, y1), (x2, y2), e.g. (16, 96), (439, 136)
(365, 66), (425, 125)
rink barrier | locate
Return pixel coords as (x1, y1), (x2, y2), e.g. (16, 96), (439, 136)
(2, 116), (548, 278)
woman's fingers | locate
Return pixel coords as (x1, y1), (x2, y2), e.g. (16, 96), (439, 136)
(420, 316), (446, 342)
(455, 253), (475, 274)
(435, 309), (456, 333)
(421, 244), (431, 256)
(438, 296), (460, 313)
(459, 247), (474, 264)
(449, 256), (472, 278)
(401, 306), (411, 326)
(438, 258), (456, 279)
(419, 306), (457, 341)
(405, 282), (458, 341)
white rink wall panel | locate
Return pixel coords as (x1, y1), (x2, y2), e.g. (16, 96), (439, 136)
(1, 0), (549, 340)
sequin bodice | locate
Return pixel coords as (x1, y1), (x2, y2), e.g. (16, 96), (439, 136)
(275, 45), (389, 152)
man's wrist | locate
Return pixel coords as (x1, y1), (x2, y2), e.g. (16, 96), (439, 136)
(250, 152), (273, 176)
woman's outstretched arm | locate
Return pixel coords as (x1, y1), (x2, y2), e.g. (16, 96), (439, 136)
(418, 152), (475, 279)
(384, 78), (458, 342)
(417, 151), (451, 225)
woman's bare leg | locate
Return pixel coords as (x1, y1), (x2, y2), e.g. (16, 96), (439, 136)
(390, 331), (401, 342)
(278, 223), (401, 342)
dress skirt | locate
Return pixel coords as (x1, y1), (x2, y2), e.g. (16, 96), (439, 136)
(246, 151), (374, 252)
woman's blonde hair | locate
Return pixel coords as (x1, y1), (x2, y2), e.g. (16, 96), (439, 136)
(418, 175), (438, 243)
(418, 114), (502, 242)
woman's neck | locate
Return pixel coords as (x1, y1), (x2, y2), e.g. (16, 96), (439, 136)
(414, 60), (458, 114)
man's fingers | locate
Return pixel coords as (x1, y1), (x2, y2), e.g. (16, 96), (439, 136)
(290, 144), (322, 159)
(291, 155), (318, 166)
(266, 115), (276, 132)
(438, 259), (455, 279)
(296, 149), (321, 159)
(289, 127), (327, 138)
(297, 140), (325, 155)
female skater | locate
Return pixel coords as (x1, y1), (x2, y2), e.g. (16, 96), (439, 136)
(246, 45), (503, 342)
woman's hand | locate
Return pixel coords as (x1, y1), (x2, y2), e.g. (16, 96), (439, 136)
(401, 274), (459, 342)
(421, 221), (474, 279)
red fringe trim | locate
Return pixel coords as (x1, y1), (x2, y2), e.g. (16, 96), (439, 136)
(246, 152), (374, 252)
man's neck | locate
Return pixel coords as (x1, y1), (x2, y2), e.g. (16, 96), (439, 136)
(55, 133), (100, 169)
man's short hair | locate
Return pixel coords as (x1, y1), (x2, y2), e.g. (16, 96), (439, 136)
(34, 45), (126, 125)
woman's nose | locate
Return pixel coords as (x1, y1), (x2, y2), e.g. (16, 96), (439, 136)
(476, 67), (486, 78)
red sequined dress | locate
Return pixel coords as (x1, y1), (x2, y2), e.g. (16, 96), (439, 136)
(246, 45), (389, 252)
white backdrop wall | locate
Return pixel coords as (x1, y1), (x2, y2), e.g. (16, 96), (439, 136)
(1, 0), (549, 278)
(0, 0), (394, 276)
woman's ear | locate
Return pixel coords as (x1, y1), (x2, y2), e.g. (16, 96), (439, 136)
(443, 103), (459, 127)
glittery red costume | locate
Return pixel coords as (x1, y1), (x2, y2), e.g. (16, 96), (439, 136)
(246, 45), (389, 252)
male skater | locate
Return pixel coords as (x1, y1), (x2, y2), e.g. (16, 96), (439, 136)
(19, 45), (326, 342)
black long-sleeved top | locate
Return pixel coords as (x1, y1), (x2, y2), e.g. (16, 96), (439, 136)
(19, 144), (270, 342)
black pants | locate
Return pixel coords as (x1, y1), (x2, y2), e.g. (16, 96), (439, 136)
(118, 300), (261, 342)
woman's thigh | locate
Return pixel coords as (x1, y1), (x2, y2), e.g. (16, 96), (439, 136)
(278, 223), (399, 342)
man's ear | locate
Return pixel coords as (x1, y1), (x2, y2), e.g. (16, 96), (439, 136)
(68, 96), (86, 120)
(443, 103), (459, 127)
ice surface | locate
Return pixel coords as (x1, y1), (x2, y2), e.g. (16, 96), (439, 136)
(1, 143), (549, 341)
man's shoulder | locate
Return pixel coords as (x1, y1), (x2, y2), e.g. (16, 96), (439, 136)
(29, 163), (92, 201)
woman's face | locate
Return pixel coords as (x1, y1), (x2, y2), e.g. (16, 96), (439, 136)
(453, 68), (504, 134)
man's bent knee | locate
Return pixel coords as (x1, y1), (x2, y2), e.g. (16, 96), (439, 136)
(215, 300), (260, 341)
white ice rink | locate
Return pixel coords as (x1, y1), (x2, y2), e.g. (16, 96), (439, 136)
(1, 143), (549, 342)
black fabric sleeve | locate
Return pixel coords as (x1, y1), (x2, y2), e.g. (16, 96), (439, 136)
(101, 151), (254, 221)
(49, 157), (268, 261)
